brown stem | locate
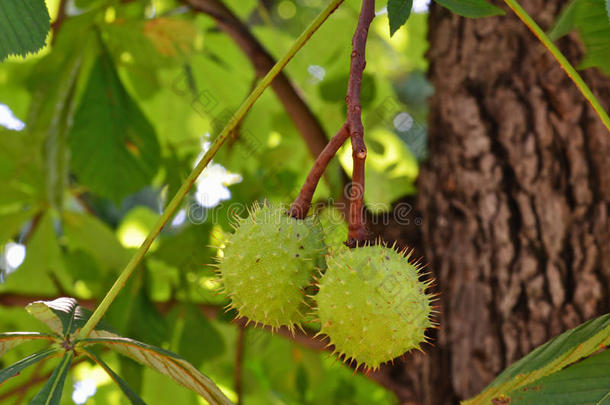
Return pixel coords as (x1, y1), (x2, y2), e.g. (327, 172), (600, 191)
(50, 0), (69, 44)
(234, 326), (245, 405)
(345, 0), (375, 246)
(288, 124), (350, 219)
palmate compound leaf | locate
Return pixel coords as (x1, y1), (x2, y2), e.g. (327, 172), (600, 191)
(433, 0), (505, 18)
(502, 349), (610, 404)
(0, 0), (50, 61)
(68, 52), (161, 203)
(29, 351), (73, 405)
(464, 313), (610, 404)
(0, 332), (56, 357)
(388, 0), (413, 36)
(82, 348), (147, 405)
(79, 335), (233, 405)
(549, 0), (610, 75)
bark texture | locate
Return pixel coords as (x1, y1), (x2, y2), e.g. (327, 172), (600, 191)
(393, 1), (610, 403)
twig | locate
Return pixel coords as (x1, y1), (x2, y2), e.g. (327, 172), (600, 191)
(345, 0), (375, 246)
(234, 326), (245, 405)
(50, 0), (69, 44)
(21, 212), (42, 245)
(288, 124), (350, 219)
(288, 0), (376, 228)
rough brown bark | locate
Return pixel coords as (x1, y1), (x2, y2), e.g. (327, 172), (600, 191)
(385, 1), (610, 403)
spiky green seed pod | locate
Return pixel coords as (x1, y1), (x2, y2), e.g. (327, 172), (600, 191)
(219, 203), (326, 331)
(315, 243), (434, 370)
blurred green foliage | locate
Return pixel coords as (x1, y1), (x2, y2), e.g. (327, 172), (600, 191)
(0, 0), (429, 403)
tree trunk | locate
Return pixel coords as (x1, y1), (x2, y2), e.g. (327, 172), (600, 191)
(391, 1), (610, 403)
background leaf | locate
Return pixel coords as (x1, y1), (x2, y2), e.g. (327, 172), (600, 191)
(388, 0), (413, 36)
(549, 0), (610, 75)
(68, 52), (161, 203)
(0, 0), (50, 61)
(433, 0), (505, 18)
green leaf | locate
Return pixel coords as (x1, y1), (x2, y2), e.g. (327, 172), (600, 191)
(80, 336), (233, 405)
(319, 73), (377, 108)
(29, 351), (73, 405)
(26, 297), (113, 337)
(0, 332), (55, 357)
(68, 53), (161, 203)
(0, 207), (36, 245)
(0, 348), (58, 386)
(549, 0), (610, 75)
(465, 313), (610, 404)
(0, 130), (46, 207)
(503, 349), (610, 404)
(177, 305), (225, 366)
(433, 0), (505, 18)
(0, 0), (50, 61)
(83, 349), (147, 405)
(388, 0), (413, 36)
(13, 212), (66, 286)
(1, 212), (69, 296)
(61, 211), (131, 271)
(607, 0), (610, 20)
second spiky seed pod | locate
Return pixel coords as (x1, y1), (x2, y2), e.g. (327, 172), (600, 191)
(219, 203), (326, 330)
(315, 243), (435, 370)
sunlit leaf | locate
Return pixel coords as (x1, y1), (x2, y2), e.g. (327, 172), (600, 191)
(26, 297), (113, 337)
(0, 0), (50, 61)
(0, 348), (58, 386)
(80, 336), (233, 405)
(433, 0), (505, 18)
(503, 349), (610, 404)
(388, 0), (413, 36)
(29, 351), (73, 405)
(0, 332), (55, 357)
(465, 313), (610, 404)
